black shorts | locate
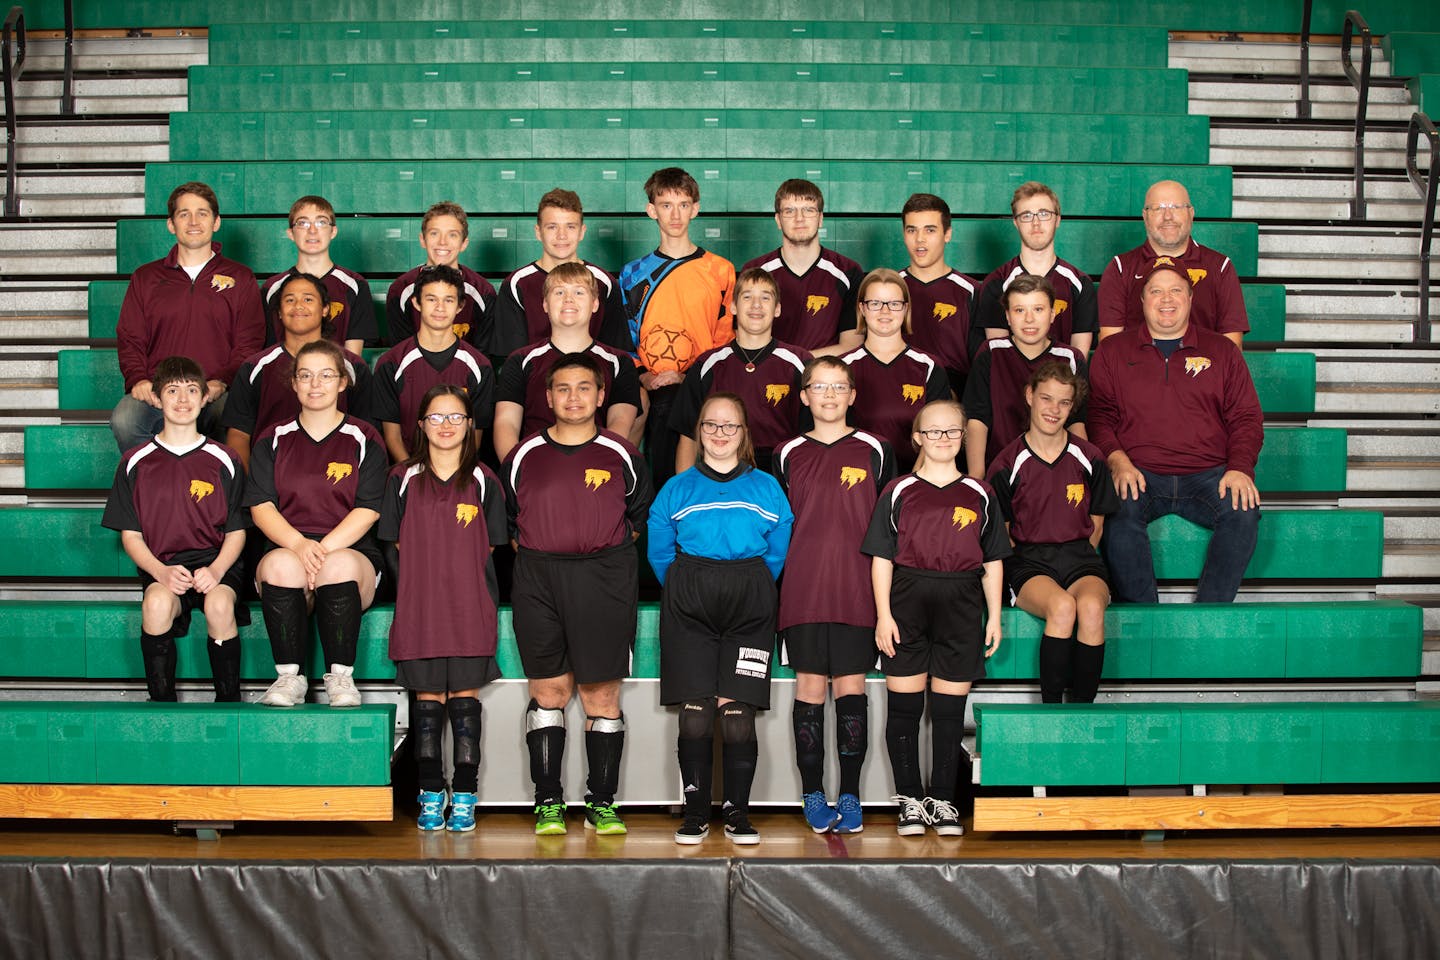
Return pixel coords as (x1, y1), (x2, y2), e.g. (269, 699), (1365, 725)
(394, 655), (501, 693)
(1006, 539), (1110, 603)
(510, 543), (638, 685)
(138, 548), (251, 634)
(881, 566), (985, 683)
(781, 622), (877, 677)
(659, 553), (777, 709)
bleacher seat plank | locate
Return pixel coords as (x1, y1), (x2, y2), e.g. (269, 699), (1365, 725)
(0, 784), (393, 821)
(971, 794), (1440, 832)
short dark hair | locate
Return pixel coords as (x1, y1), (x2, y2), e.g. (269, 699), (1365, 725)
(644, 167), (700, 203)
(901, 192), (950, 231)
(1027, 358), (1088, 408)
(167, 181), (219, 219)
(774, 178), (823, 214)
(292, 339), (350, 390)
(152, 355), (206, 393)
(538, 188), (583, 220)
(800, 355), (853, 389)
(414, 263), (464, 299)
(271, 272), (336, 341)
(545, 350), (605, 391)
(1003, 273), (1056, 310)
(421, 200), (469, 239)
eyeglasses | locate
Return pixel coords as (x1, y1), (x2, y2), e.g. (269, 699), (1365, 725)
(805, 383), (852, 396)
(862, 299), (906, 313)
(699, 421), (742, 436)
(291, 218), (334, 230)
(1144, 203), (1192, 214)
(917, 427), (963, 440)
(1014, 210), (1056, 223)
(295, 369), (341, 384)
(778, 205), (820, 220)
(423, 412), (469, 425)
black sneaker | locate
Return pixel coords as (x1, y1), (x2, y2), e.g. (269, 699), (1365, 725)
(893, 794), (929, 836)
(674, 813), (710, 845)
(723, 807), (760, 845)
(925, 797), (964, 837)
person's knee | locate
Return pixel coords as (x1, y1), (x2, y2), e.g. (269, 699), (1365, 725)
(140, 586), (178, 628)
(256, 552), (306, 588)
(1047, 591), (1078, 625)
(719, 702), (756, 745)
(203, 591), (237, 631)
(111, 396), (159, 450)
(576, 680), (618, 716)
(678, 698), (717, 740)
(531, 676), (574, 711)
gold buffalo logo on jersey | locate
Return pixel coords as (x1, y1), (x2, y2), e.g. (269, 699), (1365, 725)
(901, 384), (924, 404)
(325, 462), (353, 484)
(805, 295), (829, 315)
(328, 302), (345, 321)
(951, 506), (977, 529)
(1066, 483), (1084, 507)
(1054, 298), (1069, 316)
(210, 274), (234, 292)
(584, 468), (612, 491)
(1188, 268), (1207, 285)
(452, 322), (471, 339)
(188, 479), (214, 503)
(455, 503), (479, 527)
(933, 303), (956, 321)
(839, 466), (867, 490)
(765, 384), (790, 405)
(1184, 357), (1212, 378)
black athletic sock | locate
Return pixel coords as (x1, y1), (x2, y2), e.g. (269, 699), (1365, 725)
(927, 692), (968, 803)
(313, 582), (361, 669)
(584, 716), (625, 806)
(412, 699), (446, 794)
(448, 697), (482, 794)
(206, 636), (241, 702)
(526, 699), (566, 805)
(677, 735), (713, 819)
(884, 690), (925, 798)
(835, 693), (868, 797)
(1070, 642), (1106, 704)
(1039, 633), (1073, 703)
(791, 699), (826, 796)
(259, 585), (308, 667)
(720, 703), (758, 811)
(140, 631), (178, 702)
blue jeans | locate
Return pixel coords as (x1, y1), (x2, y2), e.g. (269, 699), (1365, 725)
(111, 393), (228, 452)
(1102, 465), (1260, 604)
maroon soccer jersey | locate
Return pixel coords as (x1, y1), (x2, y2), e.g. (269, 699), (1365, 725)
(741, 247), (863, 351)
(385, 264), (497, 348)
(987, 434), (1119, 545)
(1098, 241), (1249, 337)
(245, 416), (387, 535)
(221, 344), (372, 438)
(372, 337), (494, 433)
(902, 269), (979, 376)
(974, 255), (1098, 347)
(495, 339), (641, 440)
(490, 260), (632, 358)
(668, 340), (812, 455)
(862, 474), (1011, 573)
(379, 462), (508, 661)
(963, 339), (1087, 469)
(103, 438), (246, 562)
(502, 428), (652, 554)
(773, 429), (895, 629)
(840, 345), (950, 472)
(262, 265), (378, 346)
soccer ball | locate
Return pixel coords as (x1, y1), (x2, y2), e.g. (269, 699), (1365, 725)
(641, 326), (699, 373)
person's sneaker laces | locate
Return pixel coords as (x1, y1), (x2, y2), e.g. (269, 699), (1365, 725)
(723, 806), (760, 845)
(447, 791), (477, 832)
(416, 790), (446, 832)
(833, 793), (864, 834)
(323, 671), (361, 707)
(893, 794), (929, 836)
(673, 812), (710, 845)
(534, 801), (568, 836)
(802, 790), (840, 833)
(258, 673), (307, 707)
(925, 797), (964, 836)
(584, 801), (628, 836)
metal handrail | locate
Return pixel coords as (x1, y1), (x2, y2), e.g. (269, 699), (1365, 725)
(1406, 112), (1438, 344)
(61, 0), (74, 115)
(1297, 0), (1313, 120)
(2, 5), (26, 219)
(1341, 10), (1372, 221)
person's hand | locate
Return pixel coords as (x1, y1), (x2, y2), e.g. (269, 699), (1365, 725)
(191, 565), (220, 594)
(292, 540), (327, 581)
(159, 564), (192, 595)
(1108, 452), (1145, 500)
(984, 617), (1002, 658)
(639, 369), (682, 390)
(875, 615), (901, 658)
(205, 379), (226, 403)
(1218, 470), (1261, 511)
(131, 380), (159, 408)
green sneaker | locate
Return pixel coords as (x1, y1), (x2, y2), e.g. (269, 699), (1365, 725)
(534, 801), (568, 836)
(584, 801), (628, 836)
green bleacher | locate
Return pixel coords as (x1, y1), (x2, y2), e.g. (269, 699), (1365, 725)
(1383, 32), (1440, 76)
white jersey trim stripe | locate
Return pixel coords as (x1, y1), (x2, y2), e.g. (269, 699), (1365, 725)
(672, 500), (781, 523)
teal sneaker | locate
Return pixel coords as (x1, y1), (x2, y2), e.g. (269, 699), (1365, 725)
(535, 801), (568, 836)
(584, 801), (628, 836)
(416, 790), (446, 832)
(447, 791), (477, 832)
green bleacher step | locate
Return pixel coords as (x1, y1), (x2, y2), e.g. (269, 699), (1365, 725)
(1151, 508), (1382, 581)
(1384, 32), (1440, 76)
(24, 425), (119, 490)
(0, 508), (129, 578)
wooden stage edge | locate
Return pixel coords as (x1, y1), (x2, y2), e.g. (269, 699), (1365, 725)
(975, 793), (1440, 832)
(0, 784), (393, 821)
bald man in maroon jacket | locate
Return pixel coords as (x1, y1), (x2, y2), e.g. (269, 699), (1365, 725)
(1087, 259), (1262, 604)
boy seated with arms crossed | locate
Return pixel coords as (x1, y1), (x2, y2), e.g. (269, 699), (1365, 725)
(386, 201), (496, 351)
(374, 264), (494, 463)
(261, 195), (377, 356)
(490, 188), (633, 360)
(670, 267), (810, 475)
(102, 356), (248, 703)
(493, 260), (640, 461)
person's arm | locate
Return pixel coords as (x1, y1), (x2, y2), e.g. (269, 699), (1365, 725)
(225, 429), (252, 471)
(814, 329), (864, 357)
(964, 421), (988, 479)
(761, 486), (794, 580)
(1088, 515), (1105, 550)
(604, 402), (638, 442)
(116, 276), (152, 395)
(192, 528), (246, 594)
(980, 558), (1003, 657)
(320, 507), (382, 554)
(344, 339), (364, 356)
(219, 273), (266, 387)
(645, 486), (678, 585)
(382, 421), (409, 464)
(872, 556), (900, 657)
(1224, 331), (1244, 349)
(492, 401), (525, 462)
(1068, 331), (1094, 359)
(1107, 450), (1145, 500)
(1067, 422), (1088, 442)
(674, 435), (697, 475)
(385, 277), (413, 345)
(119, 530), (192, 594)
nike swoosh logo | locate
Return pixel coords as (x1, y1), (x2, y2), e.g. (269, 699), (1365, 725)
(1133, 274), (1147, 280)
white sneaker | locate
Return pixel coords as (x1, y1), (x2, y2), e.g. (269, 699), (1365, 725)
(259, 673), (307, 707)
(323, 671), (361, 707)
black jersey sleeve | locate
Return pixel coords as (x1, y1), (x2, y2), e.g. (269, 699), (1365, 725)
(598, 280), (636, 353)
(378, 470), (405, 543)
(495, 353), (527, 406)
(478, 466), (509, 547)
(607, 354), (641, 410)
(875, 438), (898, 489)
(385, 279), (415, 346)
(244, 436), (279, 508)
(220, 362), (259, 434)
(221, 457), (248, 532)
(624, 447), (655, 537)
(1068, 353), (1090, 427)
(667, 362), (708, 435)
(489, 281), (529, 360)
(979, 489), (1013, 562)
(925, 358), (951, 403)
(101, 462), (139, 532)
(347, 275), (379, 345)
(355, 436), (388, 512)
(962, 351), (994, 427)
(372, 359), (402, 425)
(837, 263), (864, 334)
(860, 487), (900, 559)
(499, 449), (521, 540)
(987, 459), (1016, 523)
(974, 276), (1006, 334)
(1071, 275), (1099, 337)
(1088, 455), (1121, 516)
(468, 363), (496, 426)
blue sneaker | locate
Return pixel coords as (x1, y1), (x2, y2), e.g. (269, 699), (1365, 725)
(802, 790), (840, 833)
(447, 791), (477, 832)
(833, 793), (864, 834)
(416, 790), (446, 832)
